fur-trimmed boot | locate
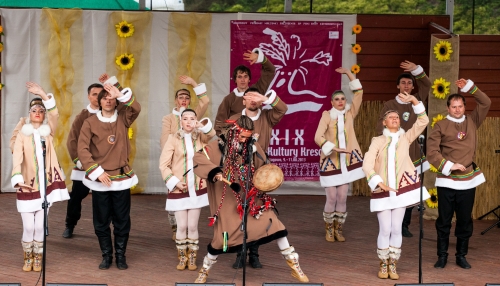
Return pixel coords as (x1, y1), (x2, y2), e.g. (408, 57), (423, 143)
(280, 246), (309, 282)
(333, 212), (347, 242)
(33, 241), (43, 272)
(194, 255), (217, 284)
(323, 212), (335, 242)
(187, 238), (199, 271)
(168, 213), (177, 241)
(377, 248), (389, 279)
(388, 246), (401, 280)
(22, 241), (34, 271)
(176, 239), (188, 270)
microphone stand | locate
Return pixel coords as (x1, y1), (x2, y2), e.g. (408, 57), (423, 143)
(240, 140), (254, 286)
(417, 138), (425, 284)
(41, 139), (49, 286)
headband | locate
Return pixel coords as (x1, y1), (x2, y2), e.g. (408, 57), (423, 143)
(225, 119), (252, 134)
(383, 109), (399, 119)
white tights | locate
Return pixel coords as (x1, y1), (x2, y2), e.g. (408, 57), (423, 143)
(324, 184), (349, 212)
(174, 208), (201, 240)
(21, 209), (47, 242)
(206, 237), (291, 260)
(376, 207), (406, 249)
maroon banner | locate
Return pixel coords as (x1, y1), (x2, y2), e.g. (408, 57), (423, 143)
(230, 20), (343, 180)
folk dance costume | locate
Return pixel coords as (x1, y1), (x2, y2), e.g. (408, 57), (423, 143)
(192, 117), (308, 283)
(11, 96), (70, 272)
(78, 86), (140, 270)
(427, 81), (490, 269)
(159, 114), (215, 271)
(362, 101), (430, 280)
(315, 78), (365, 242)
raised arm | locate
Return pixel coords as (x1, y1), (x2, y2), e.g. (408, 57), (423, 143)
(458, 79), (491, 128)
(104, 84), (141, 128)
(197, 118), (216, 144)
(178, 76), (210, 120)
(248, 48), (276, 94)
(400, 93), (429, 143)
(401, 61), (431, 105)
(245, 90), (287, 127)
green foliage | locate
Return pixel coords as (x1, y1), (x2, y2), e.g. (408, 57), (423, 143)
(184, 0), (500, 35)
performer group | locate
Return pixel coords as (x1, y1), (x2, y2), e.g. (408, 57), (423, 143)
(10, 45), (491, 283)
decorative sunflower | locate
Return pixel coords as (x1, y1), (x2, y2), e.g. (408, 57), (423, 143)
(0, 25), (3, 35)
(351, 64), (360, 74)
(116, 53), (135, 71)
(431, 114), (444, 128)
(0, 42), (3, 52)
(0, 65), (2, 73)
(352, 24), (362, 34)
(130, 184), (137, 191)
(432, 77), (450, 99)
(433, 40), (453, 62)
(426, 188), (438, 208)
(0, 83), (4, 90)
(352, 44), (361, 54)
(128, 127), (133, 140)
(429, 164), (438, 173)
(115, 21), (135, 38)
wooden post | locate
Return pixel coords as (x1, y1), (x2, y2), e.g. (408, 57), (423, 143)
(445, 0), (454, 33)
(284, 0), (292, 13)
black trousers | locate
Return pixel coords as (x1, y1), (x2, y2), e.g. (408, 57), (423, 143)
(92, 189), (131, 238)
(402, 206), (414, 228)
(65, 180), (90, 227)
(435, 186), (476, 241)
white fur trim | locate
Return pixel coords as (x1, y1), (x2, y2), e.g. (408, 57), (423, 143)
(370, 186), (430, 212)
(172, 108), (181, 117)
(412, 101), (425, 114)
(83, 175), (138, 192)
(395, 96), (410, 105)
(410, 65), (424, 76)
(20, 124), (51, 137)
(42, 94), (56, 110)
(329, 104), (350, 120)
(252, 47), (264, 63)
(368, 174), (384, 191)
(263, 90), (277, 105)
(383, 128), (405, 137)
(321, 141), (335, 156)
(86, 104), (99, 114)
(166, 176), (180, 191)
(193, 83), (207, 95)
(435, 173), (485, 190)
(233, 88), (244, 97)
(76, 160), (83, 170)
(198, 117), (213, 134)
(104, 76), (118, 86)
(11, 174), (25, 189)
(97, 110), (118, 123)
(117, 88), (133, 102)
(441, 161), (454, 176)
(320, 166), (365, 187)
(252, 144), (257, 153)
(415, 160), (430, 174)
(21, 124), (34, 136)
(348, 79), (362, 90)
(446, 114), (465, 123)
(70, 169), (85, 181)
(38, 124), (51, 137)
(88, 166), (105, 181)
(460, 80), (474, 93)
(242, 108), (261, 121)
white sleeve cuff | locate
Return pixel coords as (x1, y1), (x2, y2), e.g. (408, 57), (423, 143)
(11, 174), (25, 189)
(441, 161), (454, 176)
(368, 175), (384, 191)
(42, 94), (56, 110)
(76, 160), (83, 170)
(263, 90), (277, 105)
(252, 145), (257, 153)
(321, 141), (335, 156)
(88, 166), (105, 181)
(461, 80), (474, 93)
(117, 88), (133, 102)
(198, 117), (213, 134)
(252, 47), (265, 63)
(348, 79), (362, 90)
(104, 76), (118, 86)
(412, 101), (425, 114)
(166, 176), (180, 191)
(193, 83), (207, 96)
(410, 65), (424, 76)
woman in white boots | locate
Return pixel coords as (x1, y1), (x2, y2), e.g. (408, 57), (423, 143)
(11, 82), (69, 272)
(314, 67), (365, 242)
(362, 92), (430, 280)
(160, 108), (214, 271)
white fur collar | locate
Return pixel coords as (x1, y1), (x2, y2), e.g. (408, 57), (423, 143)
(173, 107), (186, 117)
(87, 104), (99, 114)
(242, 108), (261, 121)
(395, 96), (410, 104)
(383, 127), (405, 138)
(233, 88), (245, 97)
(446, 114), (465, 123)
(21, 123), (51, 137)
(329, 103), (351, 120)
(97, 110), (118, 123)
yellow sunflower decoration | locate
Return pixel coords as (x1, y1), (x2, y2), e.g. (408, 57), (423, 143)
(352, 44), (361, 54)
(431, 114), (444, 128)
(0, 42), (3, 52)
(433, 40), (453, 62)
(429, 164), (439, 173)
(352, 24), (362, 34)
(0, 25), (4, 35)
(128, 127), (133, 140)
(116, 53), (135, 71)
(115, 21), (135, 38)
(0, 65), (2, 72)
(426, 188), (438, 208)
(0, 83), (4, 90)
(351, 64), (360, 74)
(432, 77), (450, 99)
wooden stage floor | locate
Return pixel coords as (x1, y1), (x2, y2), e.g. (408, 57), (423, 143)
(0, 193), (499, 286)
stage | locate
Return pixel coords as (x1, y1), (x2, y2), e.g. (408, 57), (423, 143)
(0, 193), (499, 286)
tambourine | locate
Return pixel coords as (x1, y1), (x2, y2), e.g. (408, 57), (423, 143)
(252, 164), (284, 193)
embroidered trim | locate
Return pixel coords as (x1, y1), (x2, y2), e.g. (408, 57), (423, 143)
(469, 86), (478, 94)
(271, 96), (280, 107)
(164, 174), (173, 183)
(73, 157), (79, 163)
(124, 95), (135, 107)
(414, 72), (426, 79)
(86, 164), (98, 175)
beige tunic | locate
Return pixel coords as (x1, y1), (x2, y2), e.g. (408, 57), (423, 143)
(193, 140), (287, 255)
(363, 102), (430, 212)
(427, 82), (490, 190)
(314, 79), (365, 187)
(376, 67), (431, 172)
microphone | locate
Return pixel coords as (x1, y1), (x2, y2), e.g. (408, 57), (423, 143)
(40, 136), (46, 152)
(418, 134), (425, 144)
